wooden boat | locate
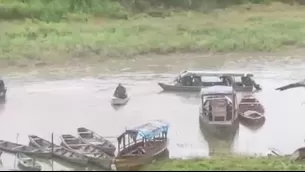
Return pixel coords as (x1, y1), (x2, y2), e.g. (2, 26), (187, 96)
(111, 95), (129, 106)
(77, 127), (116, 157)
(0, 140), (51, 158)
(60, 134), (113, 169)
(290, 147), (305, 161)
(17, 153), (42, 171)
(199, 86), (239, 140)
(28, 135), (89, 166)
(158, 71), (259, 92)
(115, 120), (169, 171)
(238, 95), (265, 127)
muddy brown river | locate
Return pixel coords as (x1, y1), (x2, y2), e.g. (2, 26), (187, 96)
(1, 52), (305, 170)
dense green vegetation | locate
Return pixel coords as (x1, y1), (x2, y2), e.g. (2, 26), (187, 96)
(1, 0), (305, 67)
(144, 155), (305, 171)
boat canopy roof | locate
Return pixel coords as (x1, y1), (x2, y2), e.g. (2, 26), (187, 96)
(117, 120), (169, 142)
(200, 86), (234, 96)
(179, 70), (253, 77)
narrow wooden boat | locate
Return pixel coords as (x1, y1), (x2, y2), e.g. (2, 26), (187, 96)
(115, 120), (170, 171)
(0, 140), (51, 158)
(28, 135), (88, 166)
(238, 95), (265, 127)
(60, 134), (113, 170)
(77, 128), (116, 157)
(17, 153), (42, 171)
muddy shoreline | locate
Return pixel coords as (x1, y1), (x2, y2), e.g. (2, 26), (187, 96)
(2, 49), (305, 78)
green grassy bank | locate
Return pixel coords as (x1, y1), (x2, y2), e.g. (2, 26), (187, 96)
(1, 0), (305, 67)
(143, 155), (305, 171)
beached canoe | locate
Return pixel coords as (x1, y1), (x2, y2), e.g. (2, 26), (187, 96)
(28, 135), (88, 166)
(0, 140), (51, 158)
(77, 127), (116, 157)
(60, 134), (114, 170)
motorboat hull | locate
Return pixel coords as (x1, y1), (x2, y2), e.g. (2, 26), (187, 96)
(159, 82), (254, 92)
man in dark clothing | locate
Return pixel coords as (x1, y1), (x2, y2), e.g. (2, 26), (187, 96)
(181, 75), (193, 86)
(114, 83), (127, 99)
(241, 75), (262, 91)
(0, 80), (4, 93)
(0, 79), (6, 100)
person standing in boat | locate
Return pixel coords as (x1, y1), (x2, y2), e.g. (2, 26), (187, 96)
(114, 83), (127, 99)
(241, 74), (262, 91)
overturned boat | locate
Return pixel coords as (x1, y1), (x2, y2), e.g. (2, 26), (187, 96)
(77, 127), (116, 157)
(114, 120), (169, 171)
(0, 140), (51, 158)
(238, 95), (265, 128)
(158, 71), (261, 93)
(60, 134), (113, 169)
(28, 135), (88, 166)
(199, 86), (239, 140)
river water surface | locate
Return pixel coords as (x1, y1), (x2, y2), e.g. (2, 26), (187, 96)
(1, 52), (305, 170)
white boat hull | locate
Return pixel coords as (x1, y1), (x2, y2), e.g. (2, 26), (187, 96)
(111, 97), (129, 105)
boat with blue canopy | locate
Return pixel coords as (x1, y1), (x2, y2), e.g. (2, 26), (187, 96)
(114, 120), (169, 171)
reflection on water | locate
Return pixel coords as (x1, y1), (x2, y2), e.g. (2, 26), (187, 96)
(1, 54), (305, 169)
(199, 124), (238, 156)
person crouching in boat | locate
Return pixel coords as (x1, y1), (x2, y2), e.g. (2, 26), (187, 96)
(114, 83), (127, 99)
(241, 74), (262, 91)
(0, 79), (5, 94)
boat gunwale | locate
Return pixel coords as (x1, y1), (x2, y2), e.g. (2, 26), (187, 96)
(178, 70), (254, 77)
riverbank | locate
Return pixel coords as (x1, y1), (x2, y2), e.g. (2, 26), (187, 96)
(144, 155), (305, 171)
(1, 2), (305, 68)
